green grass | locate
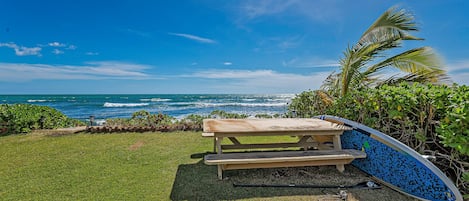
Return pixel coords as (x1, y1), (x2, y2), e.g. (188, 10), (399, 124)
(0, 132), (413, 200)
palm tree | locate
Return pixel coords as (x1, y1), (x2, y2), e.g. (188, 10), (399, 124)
(322, 6), (448, 97)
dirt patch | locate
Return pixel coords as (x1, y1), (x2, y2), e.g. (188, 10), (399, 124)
(226, 166), (417, 201)
(34, 126), (87, 137)
(128, 140), (145, 151)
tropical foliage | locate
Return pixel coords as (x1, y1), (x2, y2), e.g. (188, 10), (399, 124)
(322, 6), (447, 98)
(289, 83), (469, 195)
(0, 104), (84, 135)
(96, 110), (260, 133)
(437, 85), (469, 155)
(289, 6), (467, 196)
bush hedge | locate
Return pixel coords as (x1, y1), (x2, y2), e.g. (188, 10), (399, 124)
(288, 83), (469, 196)
(99, 110), (258, 133)
(0, 104), (84, 135)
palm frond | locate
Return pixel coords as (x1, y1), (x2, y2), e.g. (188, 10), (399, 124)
(339, 46), (367, 96)
(320, 71), (341, 97)
(356, 6), (421, 51)
(325, 5), (448, 97)
(378, 71), (451, 86)
(363, 47), (446, 80)
(315, 90), (334, 106)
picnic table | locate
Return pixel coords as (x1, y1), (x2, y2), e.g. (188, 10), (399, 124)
(202, 118), (366, 179)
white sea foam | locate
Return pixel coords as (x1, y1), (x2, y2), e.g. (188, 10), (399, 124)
(94, 119), (106, 126)
(153, 98), (171, 102)
(27, 99), (48, 102)
(140, 98), (172, 102)
(195, 102), (286, 107)
(242, 98), (257, 102)
(267, 98), (291, 102)
(167, 102), (286, 107)
(103, 102), (149, 107)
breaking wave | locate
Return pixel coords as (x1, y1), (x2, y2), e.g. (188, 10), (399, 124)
(168, 102), (287, 107)
(27, 99), (49, 102)
(103, 102), (150, 107)
(139, 98), (172, 102)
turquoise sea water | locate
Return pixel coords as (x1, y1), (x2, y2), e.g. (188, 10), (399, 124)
(0, 94), (294, 122)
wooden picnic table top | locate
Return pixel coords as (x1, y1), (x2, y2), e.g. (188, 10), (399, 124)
(203, 118), (351, 133)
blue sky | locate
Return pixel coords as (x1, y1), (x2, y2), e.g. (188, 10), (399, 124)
(1, 0), (468, 94)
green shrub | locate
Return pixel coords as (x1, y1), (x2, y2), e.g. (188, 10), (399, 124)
(288, 90), (330, 117)
(105, 110), (175, 127)
(289, 83), (469, 195)
(210, 110), (248, 119)
(254, 114), (274, 118)
(0, 104), (84, 135)
(437, 85), (469, 155)
(181, 114), (207, 125)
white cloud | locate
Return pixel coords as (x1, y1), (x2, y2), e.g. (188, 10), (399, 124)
(277, 36), (302, 49)
(85, 52), (99, 56)
(188, 69), (328, 93)
(450, 72), (469, 85)
(447, 60), (469, 72)
(0, 61), (153, 81)
(0, 42), (16, 48)
(252, 35), (305, 54)
(66, 45), (77, 50)
(168, 33), (217, 44)
(191, 69), (275, 79)
(47, 42), (76, 50)
(0, 42), (42, 56)
(48, 42), (66, 47)
(241, 0), (297, 19)
(124, 28), (151, 38)
(237, 0), (341, 23)
(282, 57), (340, 68)
(1, 41), (77, 56)
(223, 62), (232, 66)
(52, 49), (64, 55)
(447, 59), (469, 85)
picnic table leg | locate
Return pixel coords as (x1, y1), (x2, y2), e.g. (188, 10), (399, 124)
(333, 134), (345, 172)
(216, 137), (223, 179)
(216, 137), (223, 154)
(213, 138), (216, 152)
(218, 165), (223, 180)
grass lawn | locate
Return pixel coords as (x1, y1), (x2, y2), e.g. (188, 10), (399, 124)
(0, 131), (414, 200)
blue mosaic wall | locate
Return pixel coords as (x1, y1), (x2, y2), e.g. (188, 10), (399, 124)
(341, 129), (456, 201)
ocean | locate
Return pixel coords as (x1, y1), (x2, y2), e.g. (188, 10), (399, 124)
(0, 94), (294, 122)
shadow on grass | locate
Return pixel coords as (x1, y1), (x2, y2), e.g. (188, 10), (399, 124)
(171, 160), (315, 200)
(170, 152), (416, 201)
(170, 152), (375, 200)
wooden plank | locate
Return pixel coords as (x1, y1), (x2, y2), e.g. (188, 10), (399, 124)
(221, 142), (319, 150)
(202, 132), (214, 137)
(203, 118), (351, 133)
(204, 149), (366, 165)
(222, 159), (353, 170)
(211, 130), (345, 137)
